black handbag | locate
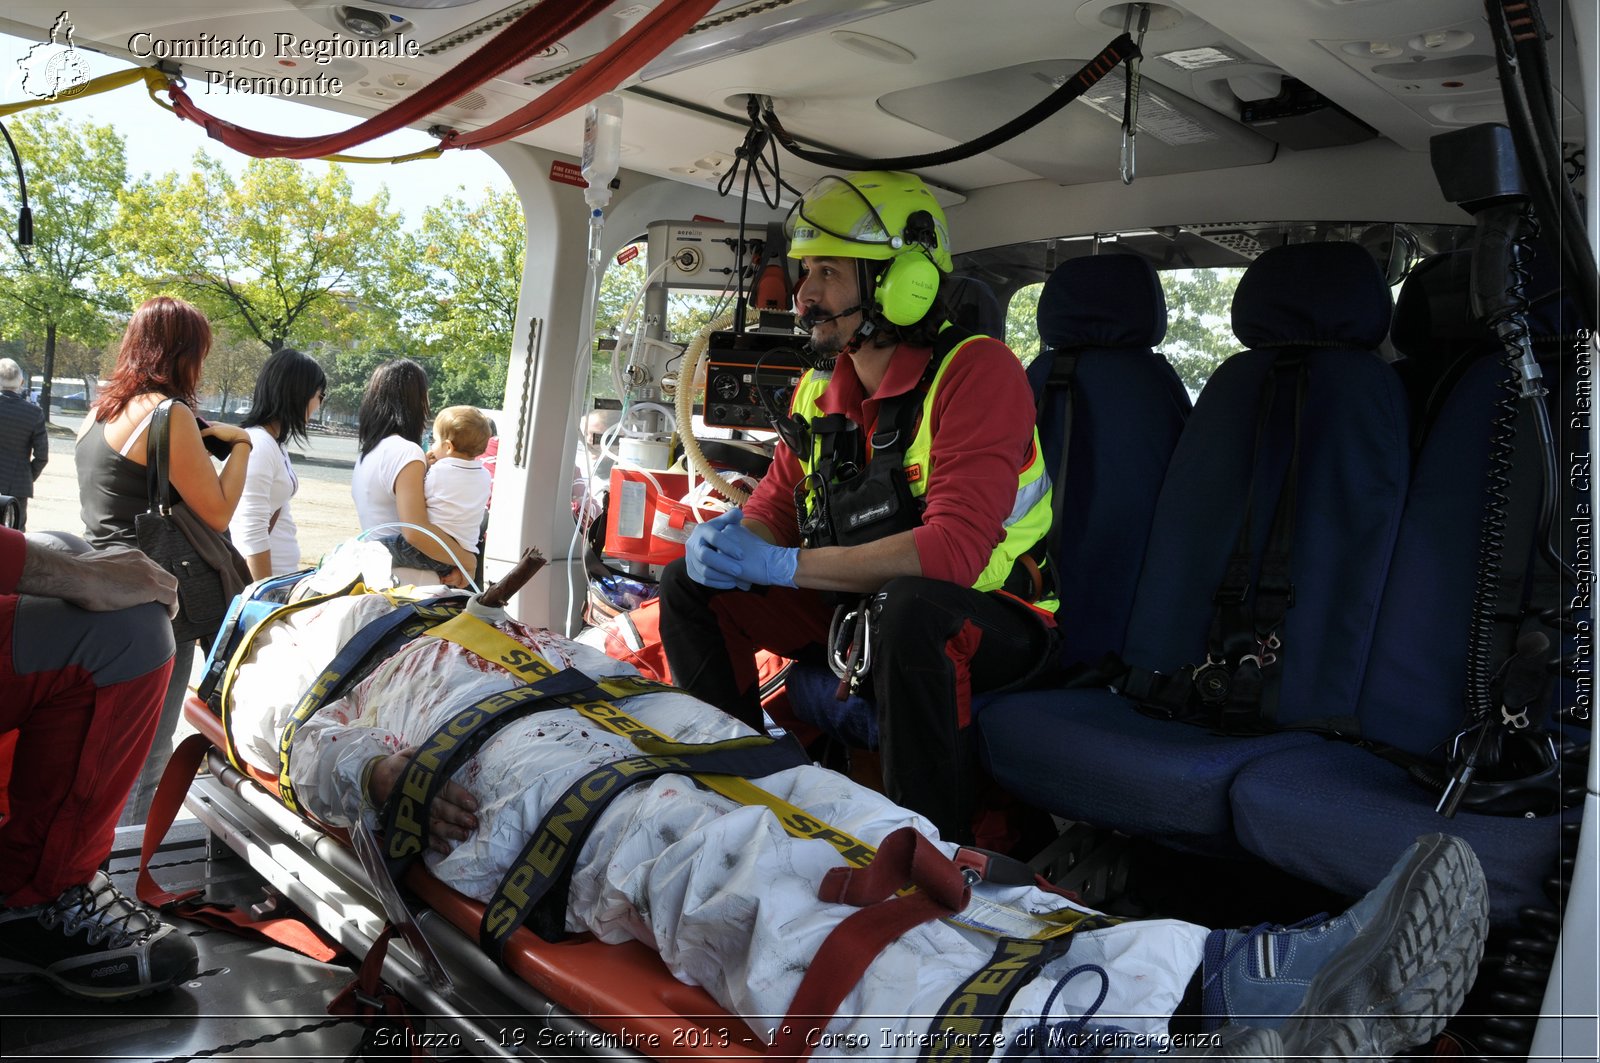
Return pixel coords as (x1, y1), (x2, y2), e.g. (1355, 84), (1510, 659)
(135, 399), (251, 645)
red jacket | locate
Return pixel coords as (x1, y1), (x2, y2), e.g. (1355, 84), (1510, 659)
(741, 336), (1037, 587)
(0, 526), (23, 594)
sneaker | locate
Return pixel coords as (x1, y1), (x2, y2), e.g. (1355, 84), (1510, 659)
(0, 871), (200, 1000)
(1201, 834), (1488, 1058)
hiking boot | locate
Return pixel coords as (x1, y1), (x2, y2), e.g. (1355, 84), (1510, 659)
(1200, 834), (1488, 1059)
(0, 871), (199, 1000)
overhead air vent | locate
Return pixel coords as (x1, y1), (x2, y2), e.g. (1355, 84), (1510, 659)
(423, 2), (539, 54)
(1187, 224), (1271, 259)
(421, 0), (934, 87)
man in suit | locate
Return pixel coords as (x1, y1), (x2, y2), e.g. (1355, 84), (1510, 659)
(0, 359), (48, 530)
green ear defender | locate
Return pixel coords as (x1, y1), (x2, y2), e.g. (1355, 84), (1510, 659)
(874, 252), (941, 326)
(873, 209), (941, 326)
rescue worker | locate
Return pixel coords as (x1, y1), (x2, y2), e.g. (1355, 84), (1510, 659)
(0, 527), (199, 999)
(658, 170), (1056, 842)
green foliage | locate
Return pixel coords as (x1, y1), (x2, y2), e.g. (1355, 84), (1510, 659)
(1159, 267), (1241, 393)
(388, 186), (525, 409)
(0, 111), (530, 419)
(1005, 282), (1043, 365)
(115, 155), (401, 355)
(0, 111), (130, 412)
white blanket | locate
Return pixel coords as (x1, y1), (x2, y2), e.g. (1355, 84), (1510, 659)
(224, 590), (1209, 1056)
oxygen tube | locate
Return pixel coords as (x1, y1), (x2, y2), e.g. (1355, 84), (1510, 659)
(564, 93), (623, 634)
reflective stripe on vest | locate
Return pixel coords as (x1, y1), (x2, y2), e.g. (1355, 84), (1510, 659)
(790, 331), (1057, 611)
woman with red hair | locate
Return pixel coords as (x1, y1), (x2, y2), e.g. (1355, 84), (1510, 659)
(74, 295), (253, 825)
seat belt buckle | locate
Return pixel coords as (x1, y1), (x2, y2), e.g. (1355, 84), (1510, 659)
(953, 847), (1037, 888)
(1191, 654), (1233, 706)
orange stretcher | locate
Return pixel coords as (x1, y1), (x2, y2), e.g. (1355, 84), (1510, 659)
(171, 693), (768, 1059)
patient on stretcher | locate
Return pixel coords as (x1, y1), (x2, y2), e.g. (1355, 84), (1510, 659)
(220, 569), (1489, 1061)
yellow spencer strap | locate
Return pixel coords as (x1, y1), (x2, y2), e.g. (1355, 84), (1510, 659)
(273, 593), (465, 813)
(424, 612), (1089, 940)
(424, 612), (882, 868)
(0, 67), (157, 118)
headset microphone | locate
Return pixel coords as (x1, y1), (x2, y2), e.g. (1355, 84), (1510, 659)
(798, 304), (864, 330)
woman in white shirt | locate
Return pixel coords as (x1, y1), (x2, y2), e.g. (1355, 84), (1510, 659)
(350, 359), (477, 583)
(230, 347), (326, 579)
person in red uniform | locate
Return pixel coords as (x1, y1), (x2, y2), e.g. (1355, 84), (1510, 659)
(0, 527), (199, 999)
(657, 171), (1057, 842)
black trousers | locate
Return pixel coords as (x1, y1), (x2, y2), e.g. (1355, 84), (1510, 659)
(658, 560), (1057, 842)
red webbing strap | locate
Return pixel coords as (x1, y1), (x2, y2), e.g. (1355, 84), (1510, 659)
(769, 828), (969, 1062)
(137, 733), (342, 962)
(137, 733), (213, 908)
(161, 0), (615, 159)
(447, 0), (722, 149)
(329, 925), (429, 1060)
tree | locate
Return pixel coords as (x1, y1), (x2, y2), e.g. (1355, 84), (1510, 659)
(1004, 282), (1043, 366)
(390, 186), (524, 408)
(1159, 268), (1241, 394)
(200, 331), (270, 415)
(116, 154), (402, 353)
(0, 111), (129, 418)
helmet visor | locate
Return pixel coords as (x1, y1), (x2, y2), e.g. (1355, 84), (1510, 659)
(783, 175), (898, 253)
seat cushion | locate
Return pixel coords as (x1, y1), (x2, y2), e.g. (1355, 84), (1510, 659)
(977, 687), (1319, 851)
(1231, 740), (1571, 921)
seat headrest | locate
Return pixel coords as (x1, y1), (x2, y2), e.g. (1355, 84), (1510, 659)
(1232, 242), (1393, 350)
(945, 274), (1005, 338)
(1038, 254), (1167, 350)
(1393, 243), (1577, 360)
(1391, 250), (1492, 363)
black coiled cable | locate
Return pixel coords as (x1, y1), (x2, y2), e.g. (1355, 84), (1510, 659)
(1464, 354), (1518, 723)
(1450, 818), (1582, 1060)
(1462, 214), (1537, 726)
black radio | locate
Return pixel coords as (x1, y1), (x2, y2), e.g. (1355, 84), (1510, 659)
(702, 330), (809, 430)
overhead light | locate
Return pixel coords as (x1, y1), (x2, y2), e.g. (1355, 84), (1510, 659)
(1154, 45), (1248, 71)
(337, 6), (392, 38)
(638, 0), (935, 82)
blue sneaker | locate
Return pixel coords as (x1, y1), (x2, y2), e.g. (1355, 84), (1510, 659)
(1201, 834), (1487, 1057)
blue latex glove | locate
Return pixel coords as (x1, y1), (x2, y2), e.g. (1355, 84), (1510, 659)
(684, 508), (752, 590)
(706, 517), (801, 588)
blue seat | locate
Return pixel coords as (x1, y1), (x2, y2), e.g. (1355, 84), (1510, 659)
(1230, 247), (1585, 920)
(945, 272), (1006, 337)
(1027, 254), (1190, 667)
(1388, 249), (1495, 447)
(980, 242), (1409, 851)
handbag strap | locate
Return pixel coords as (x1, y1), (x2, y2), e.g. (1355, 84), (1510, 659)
(145, 398), (177, 516)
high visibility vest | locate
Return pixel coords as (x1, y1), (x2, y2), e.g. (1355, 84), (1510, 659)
(789, 331), (1057, 611)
